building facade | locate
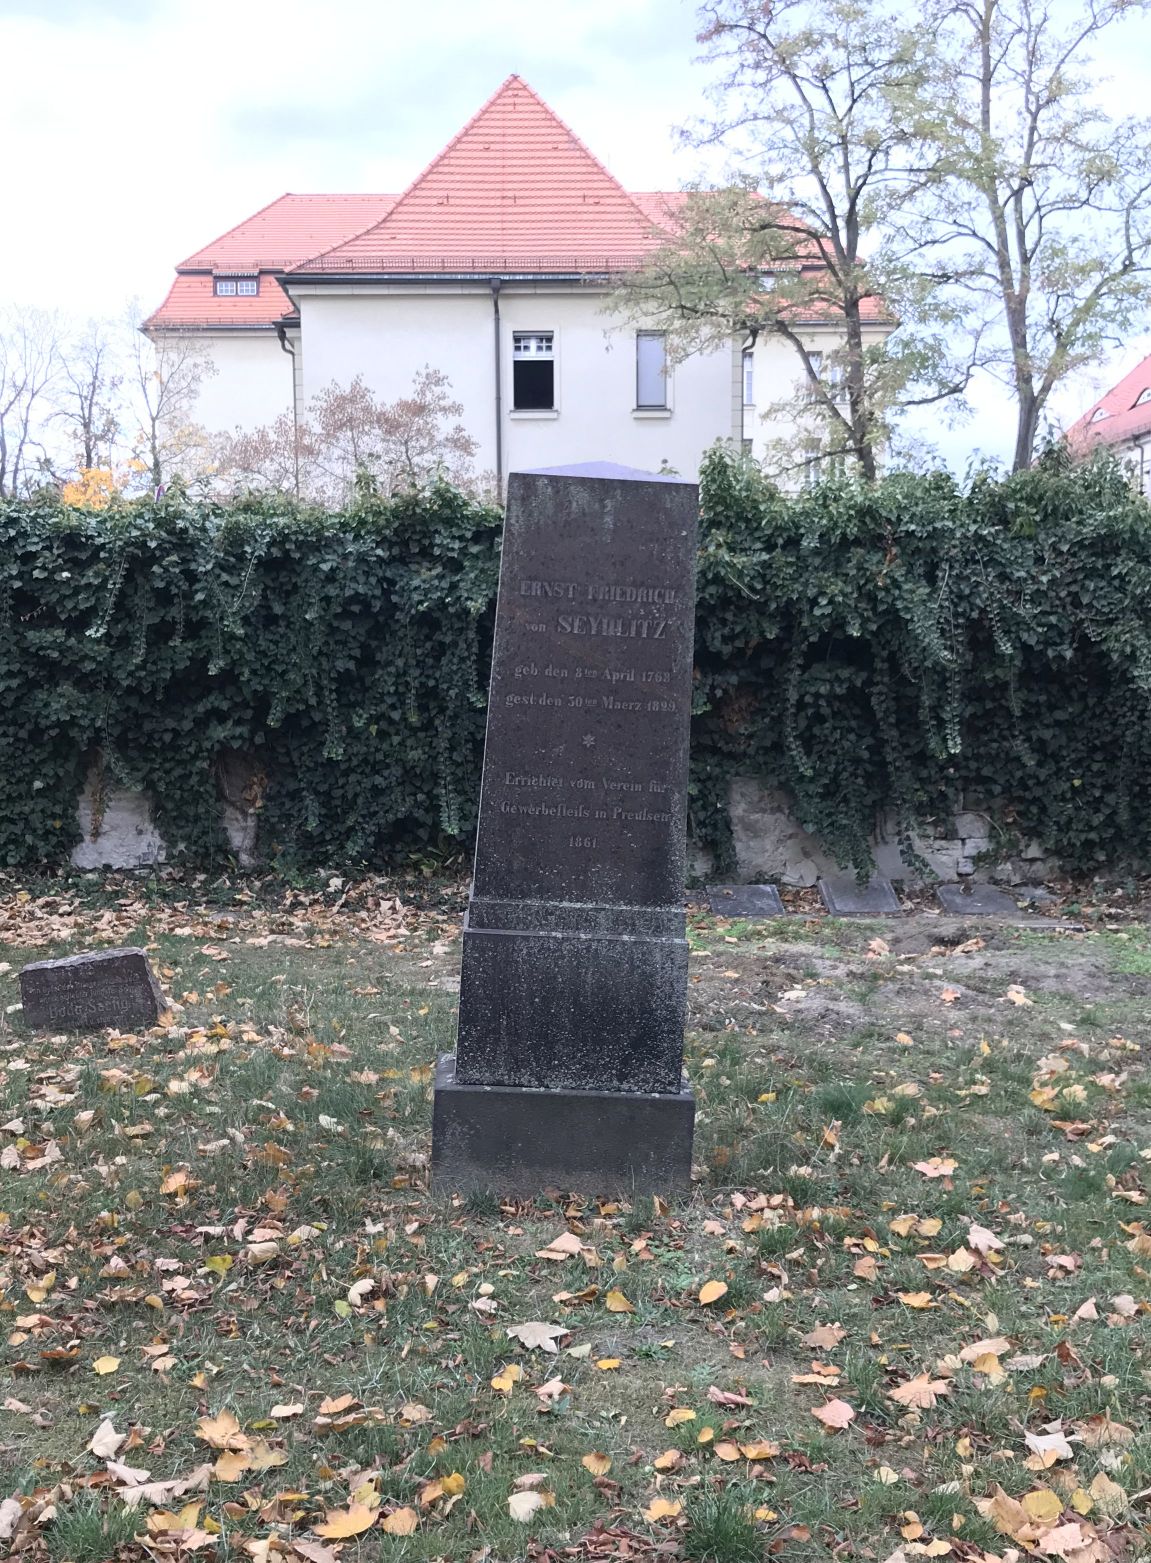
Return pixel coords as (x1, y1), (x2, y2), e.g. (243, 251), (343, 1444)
(1066, 353), (1151, 496)
(147, 77), (878, 486)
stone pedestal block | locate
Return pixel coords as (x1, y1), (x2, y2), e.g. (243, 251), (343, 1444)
(456, 902), (687, 1094)
(431, 1054), (694, 1195)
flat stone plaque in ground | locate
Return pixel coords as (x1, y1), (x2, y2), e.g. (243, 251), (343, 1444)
(819, 876), (903, 917)
(432, 462), (698, 1193)
(706, 884), (785, 918)
(19, 948), (166, 1031)
(936, 882), (1020, 916)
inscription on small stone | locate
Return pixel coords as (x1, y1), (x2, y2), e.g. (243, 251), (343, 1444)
(706, 884), (786, 918)
(19, 948), (166, 1032)
(432, 463), (699, 1193)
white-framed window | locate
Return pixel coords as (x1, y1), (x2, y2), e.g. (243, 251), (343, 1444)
(742, 347), (755, 405)
(1135, 388), (1151, 406)
(635, 331), (668, 409)
(513, 331), (555, 410)
(215, 277), (258, 296)
(1092, 407), (1109, 422)
(802, 350), (823, 402)
(801, 352), (849, 405)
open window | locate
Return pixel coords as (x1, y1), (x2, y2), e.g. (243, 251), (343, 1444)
(513, 332), (554, 410)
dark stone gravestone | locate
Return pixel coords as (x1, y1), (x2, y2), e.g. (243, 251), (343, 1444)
(706, 884), (786, 918)
(936, 882), (1019, 916)
(432, 463), (698, 1193)
(818, 876), (903, 916)
(20, 948), (166, 1031)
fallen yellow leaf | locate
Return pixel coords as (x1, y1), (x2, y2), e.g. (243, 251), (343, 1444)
(643, 1497), (683, 1522)
(491, 1363), (523, 1394)
(665, 1407), (696, 1427)
(581, 1452), (611, 1477)
(1020, 1488), (1063, 1525)
(214, 1450), (252, 1482)
(92, 1356), (120, 1375)
(196, 1409), (248, 1452)
(811, 1398), (856, 1431)
(380, 1507), (418, 1536)
(698, 1280), (728, 1306)
(314, 1504), (377, 1539)
(605, 1289), (634, 1313)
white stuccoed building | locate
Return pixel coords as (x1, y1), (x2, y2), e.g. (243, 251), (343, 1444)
(147, 76), (886, 485)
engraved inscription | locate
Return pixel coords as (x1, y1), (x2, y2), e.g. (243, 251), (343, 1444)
(473, 469), (698, 910)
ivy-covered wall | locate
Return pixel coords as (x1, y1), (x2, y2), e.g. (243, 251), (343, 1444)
(2, 450), (1149, 877)
(0, 484), (501, 869)
(691, 447), (1151, 877)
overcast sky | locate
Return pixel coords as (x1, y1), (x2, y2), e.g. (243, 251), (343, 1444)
(2, 0), (1149, 471)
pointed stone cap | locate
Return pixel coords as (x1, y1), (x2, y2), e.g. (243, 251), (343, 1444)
(516, 461), (694, 485)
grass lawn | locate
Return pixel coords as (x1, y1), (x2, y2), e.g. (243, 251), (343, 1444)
(1, 876), (1149, 1563)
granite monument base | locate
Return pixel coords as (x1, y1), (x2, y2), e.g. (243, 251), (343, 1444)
(455, 900), (688, 1094)
(431, 1053), (694, 1194)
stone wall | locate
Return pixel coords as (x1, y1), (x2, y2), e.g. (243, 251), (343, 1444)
(69, 756), (261, 872)
(67, 764), (1056, 885)
(707, 776), (1056, 887)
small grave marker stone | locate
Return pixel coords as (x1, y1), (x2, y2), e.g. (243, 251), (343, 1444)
(706, 884), (785, 918)
(936, 882), (1019, 916)
(818, 876), (903, 917)
(19, 948), (166, 1032)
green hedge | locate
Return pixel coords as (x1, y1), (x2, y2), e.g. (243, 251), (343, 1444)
(2, 449), (1150, 875)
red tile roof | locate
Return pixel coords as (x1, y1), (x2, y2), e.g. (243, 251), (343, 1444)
(178, 193), (396, 271)
(144, 275), (299, 331)
(288, 76), (665, 275)
(148, 78), (890, 332)
(1066, 353), (1151, 453)
(147, 194), (396, 330)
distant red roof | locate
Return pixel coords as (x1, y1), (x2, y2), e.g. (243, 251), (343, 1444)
(1067, 353), (1151, 453)
(290, 76), (665, 276)
(146, 194), (396, 330)
(148, 77), (889, 332)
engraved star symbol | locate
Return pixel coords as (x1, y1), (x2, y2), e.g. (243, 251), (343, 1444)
(581, 733), (596, 748)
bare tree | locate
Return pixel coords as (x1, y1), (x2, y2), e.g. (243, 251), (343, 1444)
(618, 0), (972, 482)
(53, 318), (123, 473)
(916, 0), (1151, 470)
(125, 305), (215, 491)
(0, 306), (62, 497)
(215, 369), (482, 503)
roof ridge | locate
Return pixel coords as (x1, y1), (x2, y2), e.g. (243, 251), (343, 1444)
(293, 76), (529, 272)
(503, 76), (656, 230)
(292, 75), (655, 273)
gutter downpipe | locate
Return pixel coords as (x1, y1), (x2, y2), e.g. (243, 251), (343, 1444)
(275, 321), (300, 499)
(490, 278), (503, 492)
